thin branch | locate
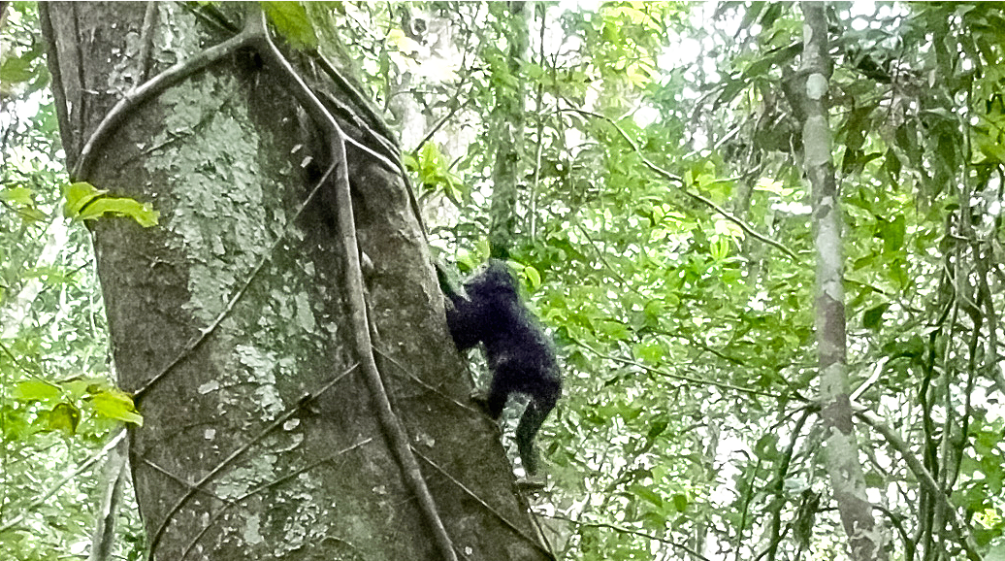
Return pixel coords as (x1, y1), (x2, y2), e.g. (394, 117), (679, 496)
(134, 161), (334, 399)
(141, 459), (227, 502)
(575, 224), (632, 291)
(413, 98), (472, 154)
(0, 430), (126, 533)
(551, 515), (713, 561)
(874, 503), (915, 561)
(313, 49), (401, 152)
(72, 25), (257, 181)
(373, 347), (480, 414)
(180, 438), (374, 561)
(88, 437), (128, 561)
(38, 4), (77, 167)
(757, 406), (816, 561)
(574, 339), (782, 398)
(137, 2), (158, 83)
(855, 409), (983, 561)
(313, 87), (427, 236)
(563, 107), (802, 263)
(414, 449), (555, 560)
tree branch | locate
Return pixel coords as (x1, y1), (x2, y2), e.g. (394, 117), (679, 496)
(563, 107), (803, 263)
(0, 430), (127, 533)
(856, 410), (982, 561)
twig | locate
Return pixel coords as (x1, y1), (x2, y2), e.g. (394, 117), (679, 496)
(413, 98), (472, 155)
(855, 409), (983, 561)
(564, 107), (802, 263)
(575, 224), (632, 291)
(551, 515), (713, 561)
(758, 406), (816, 561)
(141, 459), (228, 502)
(573, 339), (782, 398)
(0, 430), (126, 533)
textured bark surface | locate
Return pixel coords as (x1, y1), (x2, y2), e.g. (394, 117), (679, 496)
(792, 3), (887, 561)
(42, 2), (551, 559)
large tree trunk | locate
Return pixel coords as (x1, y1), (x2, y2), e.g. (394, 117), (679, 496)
(41, 3), (551, 559)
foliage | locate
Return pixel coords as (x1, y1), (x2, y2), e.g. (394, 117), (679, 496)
(1, 3), (145, 560)
(63, 182), (160, 227)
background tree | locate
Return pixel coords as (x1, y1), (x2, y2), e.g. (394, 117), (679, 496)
(787, 4), (884, 560)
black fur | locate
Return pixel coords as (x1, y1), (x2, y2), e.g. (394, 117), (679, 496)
(438, 259), (561, 476)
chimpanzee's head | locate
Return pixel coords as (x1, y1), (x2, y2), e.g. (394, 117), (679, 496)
(469, 259), (519, 300)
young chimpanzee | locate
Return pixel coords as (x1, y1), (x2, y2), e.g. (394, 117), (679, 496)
(437, 259), (561, 476)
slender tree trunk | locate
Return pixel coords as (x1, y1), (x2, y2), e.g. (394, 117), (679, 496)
(42, 2), (552, 559)
(789, 3), (888, 561)
(488, 1), (528, 257)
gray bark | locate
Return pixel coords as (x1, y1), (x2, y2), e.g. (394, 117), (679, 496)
(790, 3), (888, 561)
(488, 2), (528, 257)
(42, 2), (551, 559)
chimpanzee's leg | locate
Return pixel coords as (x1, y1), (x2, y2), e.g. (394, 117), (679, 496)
(515, 383), (559, 475)
(480, 365), (512, 419)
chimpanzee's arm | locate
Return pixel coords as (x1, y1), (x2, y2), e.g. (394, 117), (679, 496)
(436, 262), (485, 351)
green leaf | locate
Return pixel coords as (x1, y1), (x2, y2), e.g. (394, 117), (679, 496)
(672, 493), (689, 513)
(63, 181), (159, 227)
(862, 303), (889, 330)
(710, 236), (731, 260)
(736, 2), (766, 35)
(977, 136), (1005, 163)
(754, 433), (779, 460)
(63, 181), (105, 217)
(841, 105), (873, 152)
(883, 335), (926, 360)
(646, 416), (669, 439)
(635, 341), (666, 363)
(521, 265), (542, 289)
(1, 186), (33, 205)
(0, 54), (34, 85)
(882, 149), (902, 181)
(262, 1), (318, 49)
(89, 390), (144, 426)
(878, 215), (906, 253)
(46, 402), (81, 436)
(13, 380), (61, 401)
(15, 207), (48, 223)
(629, 483), (663, 507)
(78, 198), (159, 227)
